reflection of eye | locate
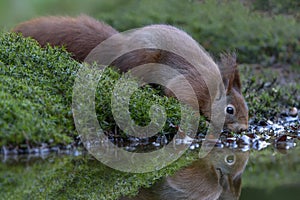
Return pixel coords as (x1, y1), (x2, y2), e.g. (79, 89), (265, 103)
(225, 154), (236, 165)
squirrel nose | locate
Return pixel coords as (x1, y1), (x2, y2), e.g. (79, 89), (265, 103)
(225, 123), (248, 133)
(238, 124), (248, 133)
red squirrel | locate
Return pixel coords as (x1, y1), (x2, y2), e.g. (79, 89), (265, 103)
(13, 15), (248, 133)
(120, 148), (249, 200)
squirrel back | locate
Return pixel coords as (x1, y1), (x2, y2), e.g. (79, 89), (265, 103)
(12, 15), (248, 133)
(13, 15), (118, 61)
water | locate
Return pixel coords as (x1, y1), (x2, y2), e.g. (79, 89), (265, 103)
(241, 146), (300, 200)
(1, 143), (299, 199)
(0, 114), (299, 199)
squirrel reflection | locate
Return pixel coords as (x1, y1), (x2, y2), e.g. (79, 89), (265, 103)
(121, 147), (249, 200)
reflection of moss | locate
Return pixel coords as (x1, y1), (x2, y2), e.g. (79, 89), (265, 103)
(0, 152), (198, 199)
(2, 148), (299, 199)
(0, 155), (68, 199)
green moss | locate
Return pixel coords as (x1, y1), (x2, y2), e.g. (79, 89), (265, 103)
(93, 68), (191, 136)
(0, 33), (79, 146)
(0, 32), (203, 147)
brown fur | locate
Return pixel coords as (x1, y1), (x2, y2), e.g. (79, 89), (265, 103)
(13, 15), (118, 61)
(111, 49), (211, 114)
(120, 148), (249, 200)
(12, 15), (248, 132)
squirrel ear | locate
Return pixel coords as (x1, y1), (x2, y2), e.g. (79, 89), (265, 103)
(219, 52), (242, 94)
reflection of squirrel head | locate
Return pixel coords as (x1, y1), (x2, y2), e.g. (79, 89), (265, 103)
(13, 15), (248, 133)
(121, 148), (249, 200)
(165, 148), (249, 200)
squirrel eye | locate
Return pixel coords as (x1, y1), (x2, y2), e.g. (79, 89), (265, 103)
(225, 104), (235, 115)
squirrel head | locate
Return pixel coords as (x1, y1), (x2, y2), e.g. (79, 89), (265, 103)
(219, 53), (248, 133)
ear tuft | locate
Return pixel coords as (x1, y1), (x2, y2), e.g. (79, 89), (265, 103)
(220, 52), (237, 68)
(220, 52), (237, 78)
(219, 52), (242, 94)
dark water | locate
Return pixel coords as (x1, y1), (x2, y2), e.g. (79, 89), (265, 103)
(240, 147), (300, 200)
(241, 186), (300, 200)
